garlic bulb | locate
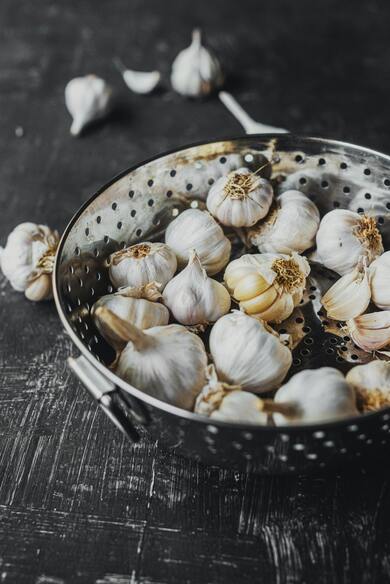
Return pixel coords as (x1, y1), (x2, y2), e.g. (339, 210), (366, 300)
(65, 75), (112, 136)
(273, 368), (358, 426)
(171, 29), (224, 98)
(92, 282), (169, 350)
(209, 311), (292, 393)
(163, 250), (231, 325)
(96, 307), (207, 410)
(347, 311), (390, 352)
(316, 210), (383, 275)
(109, 242), (177, 290)
(206, 168), (273, 227)
(346, 361), (390, 412)
(369, 251), (390, 309)
(248, 190), (320, 254)
(0, 222), (59, 301)
(165, 209), (231, 275)
(114, 58), (160, 94)
(224, 252), (310, 323)
(321, 259), (371, 321)
(194, 365), (268, 424)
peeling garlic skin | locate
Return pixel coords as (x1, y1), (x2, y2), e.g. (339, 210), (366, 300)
(321, 260), (371, 321)
(65, 75), (112, 136)
(207, 168), (273, 228)
(316, 209), (383, 275)
(165, 208), (231, 275)
(274, 368), (358, 426)
(209, 311), (292, 393)
(369, 251), (390, 309)
(347, 311), (390, 352)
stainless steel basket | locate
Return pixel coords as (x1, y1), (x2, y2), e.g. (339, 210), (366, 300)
(53, 134), (390, 474)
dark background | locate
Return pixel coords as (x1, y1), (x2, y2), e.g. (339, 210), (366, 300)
(2, 1), (390, 582)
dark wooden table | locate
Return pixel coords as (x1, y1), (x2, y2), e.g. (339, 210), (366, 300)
(2, 1), (390, 582)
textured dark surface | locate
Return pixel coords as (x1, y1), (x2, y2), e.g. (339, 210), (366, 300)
(2, 1), (390, 583)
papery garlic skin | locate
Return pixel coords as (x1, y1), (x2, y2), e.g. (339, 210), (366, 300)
(206, 168), (273, 227)
(248, 190), (320, 254)
(224, 252), (310, 323)
(163, 250), (230, 325)
(65, 75), (112, 136)
(369, 251), (390, 310)
(0, 222), (59, 301)
(347, 311), (390, 352)
(92, 283), (169, 349)
(209, 311), (292, 393)
(273, 368), (358, 426)
(346, 361), (390, 412)
(96, 307), (207, 410)
(316, 210), (383, 275)
(321, 260), (371, 321)
(109, 242), (177, 290)
(165, 209), (231, 275)
(171, 29), (224, 98)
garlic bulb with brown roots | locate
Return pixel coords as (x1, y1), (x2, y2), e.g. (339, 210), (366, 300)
(346, 361), (390, 412)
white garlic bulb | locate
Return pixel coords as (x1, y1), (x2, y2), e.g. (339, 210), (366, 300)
(163, 250), (231, 325)
(224, 252), (310, 323)
(194, 365), (268, 424)
(96, 307), (207, 410)
(206, 167), (273, 227)
(321, 259), (371, 321)
(273, 368), (358, 426)
(92, 282), (169, 350)
(369, 251), (390, 310)
(109, 242), (177, 290)
(209, 311), (292, 393)
(0, 222), (59, 301)
(171, 29), (224, 98)
(346, 361), (390, 412)
(316, 210), (383, 275)
(165, 208), (231, 275)
(347, 311), (390, 352)
(248, 190), (320, 254)
(65, 75), (112, 136)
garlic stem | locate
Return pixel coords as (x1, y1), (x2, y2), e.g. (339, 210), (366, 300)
(260, 399), (297, 418)
(95, 307), (153, 350)
(218, 91), (287, 135)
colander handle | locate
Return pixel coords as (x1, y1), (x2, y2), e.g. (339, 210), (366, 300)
(68, 355), (142, 442)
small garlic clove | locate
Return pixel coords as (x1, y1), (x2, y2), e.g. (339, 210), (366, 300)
(321, 260), (371, 321)
(233, 272), (270, 300)
(369, 251), (390, 310)
(248, 293), (294, 324)
(25, 273), (52, 302)
(171, 29), (224, 98)
(346, 360), (390, 412)
(347, 311), (390, 352)
(65, 75), (112, 136)
(240, 285), (278, 314)
(113, 58), (160, 94)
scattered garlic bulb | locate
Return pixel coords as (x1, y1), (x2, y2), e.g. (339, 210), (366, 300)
(209, 311), (292, 393)
(171, 29), (224, 98)
(114, 58), (160, 94)
(0, 222), (59, 301)
(316, 210), (383, 275)
(96, 307), (207, 410)
(273, 368), (358, 426)
(369, 251), (390, 309)
(321, 259), (371, 321)
(194, 365), (268, 424)
(65, 75), (112, 136)
(224, 252), (310, 323)
(91, 282), (169, 350)
(163, 250), (231, 325)
(347, 311), (390, 352)
(206, 167), (273, 227)
(165, 209), (231, 275)
(248, 190), (320, 254)
(109, 242), (177, 290)
(346, 361), (390, 412)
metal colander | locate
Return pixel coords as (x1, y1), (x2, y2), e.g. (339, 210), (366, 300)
(53, 134), (390, 474)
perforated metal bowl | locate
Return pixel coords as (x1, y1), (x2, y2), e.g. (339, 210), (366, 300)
(53, 135), (390, 474)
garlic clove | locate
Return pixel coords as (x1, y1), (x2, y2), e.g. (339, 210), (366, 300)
(165, 208), (231, 275)
(346, 360), (390, 412)
(240, 285), (278, 314)
(109, 242), (177, 290)
(273, 367), (358, 426)
(65, 75), (112, 136)
(162, 250), (231, 325)
(25, 273), (52, 302)
(321, 260), (371, 321)
(171, 29), (224, 98)
(347, 311), (390, 352)
(369, 251), (390, 310)
(114, 58), (160, 94)
(209, 391), (268, 424)
(206, 167), (273, 227)
(233, 272), (271, 300)
(248, 293), (294, 324)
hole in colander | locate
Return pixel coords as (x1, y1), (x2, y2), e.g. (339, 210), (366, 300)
(166, 190), (173, 198)
(384, 178), (390, 187)
(148, 179), (154, 187)
(378, 216), (384, 224)
(293, 358), (301, 366)
(104, 235), (109, 244)
(129, 190), (134, 198)
(333, 201), (340, 208)
(186, 183), (193, 191)
(75, 246), (80, 256)
(85, 228), (90, 236)
(94, 248), (99, 257)
(220, 156), (227, 164)
(340, 162), (348, 170)
(295, 154), (303, 163)
(84, 265), (90, 273)
(357, 207), (364, 214)
(386, 202), (390, 210)
(69, 265), (74, 274)
(148, 199), (154, 207)
(96, 216), (101, 224)
(208, 178), (215, 186)
(321, 180), (329, 188)
(170, 170), (176, 177)
(117, 222), (122, 230)
(112, 202), (117, 210)
(131, 210), (136, 217)
(136, 228), (142, 237)
(343, 186), (350, 193)
(364, 168), (371, 176)
(364, 193), (371, 199)
(318, 158), (326, 166)
(299, 177), (307, 185)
